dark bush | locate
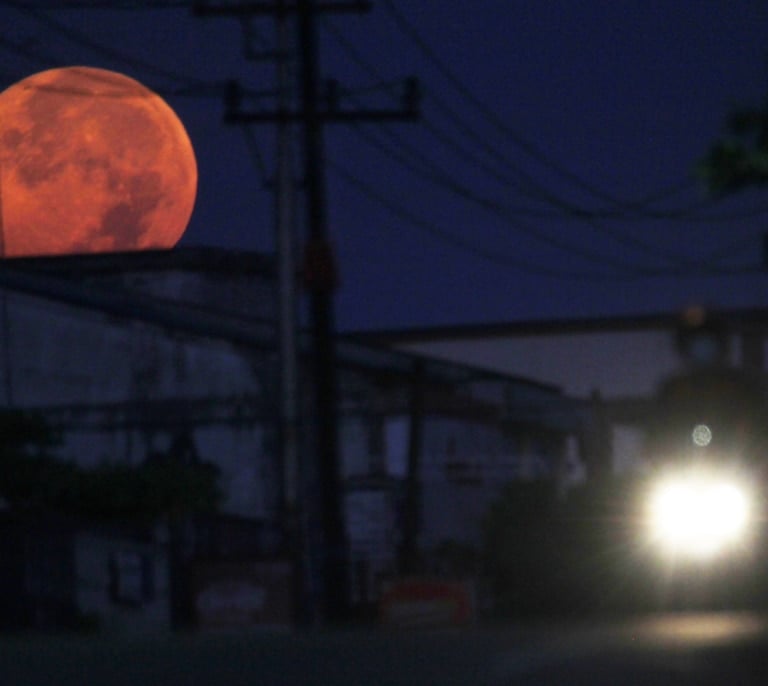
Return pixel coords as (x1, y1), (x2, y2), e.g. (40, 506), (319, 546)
(482, 477), (659, 618)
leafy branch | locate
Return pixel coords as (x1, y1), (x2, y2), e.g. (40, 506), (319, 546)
(699, 105), (768, 193)
(0, 410), (220, 522)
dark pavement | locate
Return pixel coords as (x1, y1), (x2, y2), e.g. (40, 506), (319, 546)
(0, 612), (765, 685)
(489, 612), (767, 684)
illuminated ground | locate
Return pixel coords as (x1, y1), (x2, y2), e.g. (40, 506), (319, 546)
(0, 613), (764, 685)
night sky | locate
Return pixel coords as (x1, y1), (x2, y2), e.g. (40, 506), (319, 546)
(1, 1), (768, 331)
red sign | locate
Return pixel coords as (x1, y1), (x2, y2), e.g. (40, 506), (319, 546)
(192, 561), (293, 630)
(379, 578), (475, 627)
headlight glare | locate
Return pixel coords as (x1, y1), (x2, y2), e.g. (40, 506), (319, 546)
(647, 474), (750, 558)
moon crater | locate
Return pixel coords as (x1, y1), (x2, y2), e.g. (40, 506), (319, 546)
(0, 67), (197, 257)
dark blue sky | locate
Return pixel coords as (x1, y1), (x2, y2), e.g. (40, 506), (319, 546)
(2, 1), (768, 331)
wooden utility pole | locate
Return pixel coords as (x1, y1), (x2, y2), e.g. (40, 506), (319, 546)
(296, 0), (346, 621)
(195, 0), (419, 623)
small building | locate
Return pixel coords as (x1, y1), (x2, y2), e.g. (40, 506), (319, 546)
(0, 510), (169, 633)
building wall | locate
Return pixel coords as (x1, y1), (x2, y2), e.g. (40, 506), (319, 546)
(75, 532), (170, 634)
(0, 286), (277, 520)
(87, 260), (276, 322)
(1, 290), (266, 407)
(340, 375), (571, 598)
(195, 425), (271, 518)
(419, 415), (558, 551)
(343, 407), (566, 554)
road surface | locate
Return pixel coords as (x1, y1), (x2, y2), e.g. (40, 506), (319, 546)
(0, 612), (764, 685)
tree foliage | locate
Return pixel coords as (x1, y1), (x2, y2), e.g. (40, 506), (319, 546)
(699, 106), (768, 193)
(481, 478), (650, 618)
(0, 410), (221, 522)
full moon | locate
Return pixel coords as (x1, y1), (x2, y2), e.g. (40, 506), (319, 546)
(0, 66), (197, 257)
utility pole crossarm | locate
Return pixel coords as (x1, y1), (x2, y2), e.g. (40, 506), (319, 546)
(222, 77), (421, 124)
(224, 107), (420, 123)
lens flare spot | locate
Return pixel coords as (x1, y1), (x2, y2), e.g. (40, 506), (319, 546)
(691, 424), (712, 447)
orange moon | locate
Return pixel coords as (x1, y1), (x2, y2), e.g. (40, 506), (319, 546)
(0, 66), (197, 257)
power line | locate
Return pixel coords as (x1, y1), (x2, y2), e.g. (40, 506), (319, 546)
(326, 9), (768, 274)
(322, 16), (580, 207)
(4, 0), (214, 87)
(327, 157), (617, 278)
(0, 0), (190, 8)
(346, 123), (670, 272)
(327, 14), (768, 235)
(380, 0), (637, 208)
(379, 0), (729, 224)
(0, 32), (65, 69)
(329, 156), (765, 281)
(322, 18), (544, 199)
(324, 17), (697, 269)
(0, 6), (275, 101)
(368, 8), (768, 270)
(240, 123), (270, 184)
(701, 228), (767, 264)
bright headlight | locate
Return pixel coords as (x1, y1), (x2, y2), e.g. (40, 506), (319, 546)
(647, 473), (750, 558)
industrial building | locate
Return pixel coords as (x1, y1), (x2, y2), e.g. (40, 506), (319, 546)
(361, 305), (768, 477)
(0, 248), (579, 631)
